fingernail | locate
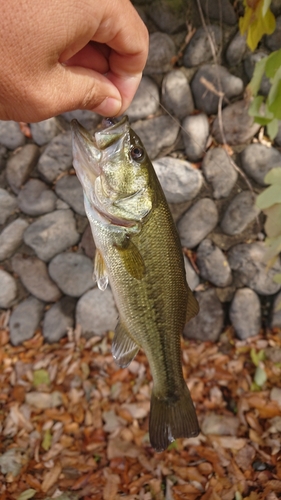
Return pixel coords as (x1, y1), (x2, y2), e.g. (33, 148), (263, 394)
(94, 97), (122, 117)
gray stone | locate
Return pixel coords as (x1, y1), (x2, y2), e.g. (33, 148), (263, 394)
(216, 285), (236, 303)
(61, 110), (101, 129)
(0, 270), (17, 308)
(226, 32), (247, 66)
(30, 118), (59, 146)
(275, 121), (281, 147)
(48, 252), (94, 297)
(220, 191), (260, 236)
(0, 121), (25, 149)
(201, 0), (237, 25)
(80, 225), (96, 259)
(6, 144), (40, 194)
(191, 65), (244, 115)
(12, 254), (61, 302)
(161, 70), (194, 120)
(23, 209), (80, 262)
(132, 115), (179, 160)
(148, 0), (186, 33)
(153, 156), (202, 203)
(265, 15), (281, 51)
(178, 198), (219, 249)
(184, 288), (224, 342)
(182, 113), (209, 161)
(37, 132), (72, 183)
(9, 297), (44, 346)
(144, 32), (176, 75)
(127, 77), (159, 121)
(76, 287), (118, 336)
(202, 148), (237, 198)
(244, 52), (270, 96)
(230, 288), (261, 340)
(55, 175), (85, 216)
(183, 25), (222, 68)
(197, 239), (232, 287)
(0, 145), (7, 169)
(43, 297), (76, 343)
(184, 256), (200, 292)
(228, 242), (281, 295)
(18, 179), (57, 216)
(212, 100), (261, 145)
(240, 144), (281, 186)
(0, 219), (29, 261)
(271, 292), (281, 329)
(0, 188), (17, 224)
(56, 199), (70, 210)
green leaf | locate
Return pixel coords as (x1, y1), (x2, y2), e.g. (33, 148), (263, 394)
(262, 0), (272, 17)
(264, 234), (281, 262)
(265, 49), (281, 79)
(17, 490), (36, 500)
(254, 366), (267, 387)
(42, 429), (52, 451)
(273, 273), (281, 284)
(264, 167), (281, 185)
(249, 57), (268, 95)
(267, 118), (279, 140)
(268, 78), (281, 120)
(33, 369), (50, 387)
(256, 185), (281, 209)
(249, 95), (264, 116)
(250, 348), (265, 367)
(264, 204), (281, 237)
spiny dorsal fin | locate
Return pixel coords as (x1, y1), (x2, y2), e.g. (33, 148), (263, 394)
(186, 288), (199, 323)
(112, 320), (140, 368)
(94, 249), (108, 291)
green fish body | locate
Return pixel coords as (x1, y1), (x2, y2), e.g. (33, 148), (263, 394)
(71, 116), (200, 451)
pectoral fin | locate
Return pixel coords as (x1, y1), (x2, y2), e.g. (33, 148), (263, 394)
(94, 249), (108, 291)
(115, 239), (145, 280)
(185, 288), (199, 323)
(112, 320), (140, 368)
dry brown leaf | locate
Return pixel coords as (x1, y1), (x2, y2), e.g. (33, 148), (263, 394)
(41, 461), (62, 492)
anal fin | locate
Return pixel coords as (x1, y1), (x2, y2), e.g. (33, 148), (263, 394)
(112, 320), (140, 368)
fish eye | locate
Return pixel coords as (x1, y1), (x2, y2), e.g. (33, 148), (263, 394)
(131, 146), (144, 162)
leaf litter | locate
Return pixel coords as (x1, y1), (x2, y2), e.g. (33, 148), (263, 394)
(0, 321), (281, 500)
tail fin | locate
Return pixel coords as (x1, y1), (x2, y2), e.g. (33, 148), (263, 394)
(149, 385), (200, 452)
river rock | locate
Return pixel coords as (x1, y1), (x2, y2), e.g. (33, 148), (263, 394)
(202, 147), (237, 198)
(240, 144), (281, 186)
(144, 32), (176, 75)
(6, 144), (40, 194)
(228, 242), (281, 295)
(226, 32), (247, 66)
(0, 145), (6, 169)
(9, 297), (44, 346)
(197, 239), (232, 287)
(178, 198), (219, 248)
(182, 113), (209, 161)
(61, 110), (101, 129)
(147, 0), (186, 33)
(18, 179), (57, 216)
(0, 219), (29, 261)
(191, 64), (244, 115)
(12, 254), (61, 302)
(76, 287), (118, 337)
(48, 252), (94, 297)
(0, 270), (17, 308)
(55, 174), (85, 215)
(30, 118), (59, 146)
(212, 100), (261, 145)
(230, 288), (261, 339)
(0, 188), (17, 224)
(183, 25), (222, 67)
(184, 288), (224, 341)
(184, 256), (200, 291)
(132, 115), (179, 160)
(161, 70), (194, 120)
(200, 0), (236, 24)
(244, 51), (270, 95)
(220, 191), (260, 236)
(0, 121), (25, 149)
(153, 156), (202, 203)
(265, 16), (281, 52)
(127, 77), (159, 122)
(80, 225), (96, 259)
(37, 132), (72, 183)
(23, 209), (80, 261)
(43, 297), (76, 343)
(271, 292), (281, 329)
(275, 121), (281, 147)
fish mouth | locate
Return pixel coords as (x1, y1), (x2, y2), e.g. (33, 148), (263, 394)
(71, 119), (102, 181)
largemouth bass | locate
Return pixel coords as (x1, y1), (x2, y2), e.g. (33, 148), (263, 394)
(71, 116), (200, 451)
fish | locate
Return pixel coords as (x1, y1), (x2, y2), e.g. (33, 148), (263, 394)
(71, 116), (200, 451)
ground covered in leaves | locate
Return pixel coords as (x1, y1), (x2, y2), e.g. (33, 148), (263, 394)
(0, 313), (281, 500)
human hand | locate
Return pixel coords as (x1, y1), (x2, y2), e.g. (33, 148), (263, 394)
(0, 0), (148, 122)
